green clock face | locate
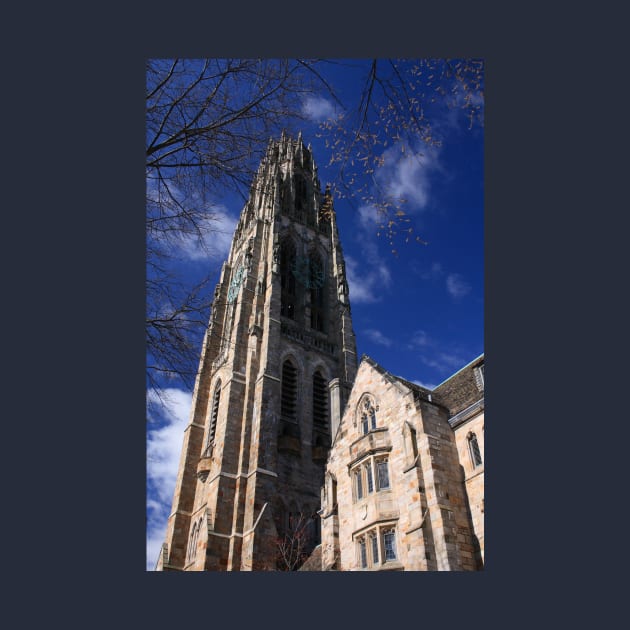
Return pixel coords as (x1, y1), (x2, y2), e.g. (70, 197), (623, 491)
(291, 256), (325, 289)
(227, 265), (244, 303)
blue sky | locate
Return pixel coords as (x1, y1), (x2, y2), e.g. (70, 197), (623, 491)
(146, 59), (484, 569)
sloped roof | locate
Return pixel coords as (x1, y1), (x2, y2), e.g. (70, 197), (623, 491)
(359, 355), (435, 404)
(432, 354), (484, 416)
(358, 353), (484, 417)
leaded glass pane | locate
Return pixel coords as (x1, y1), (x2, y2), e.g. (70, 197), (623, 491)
(371, 534), (379, 564)
(377, 460), (390, 490)
(355, 470), (363, 499)
(361, 414), (368, 434)
(384, 530), (396, 561)
(359, 538), (367, 568)
(469, 433), (482, 466)
(365, 463), (374, 493)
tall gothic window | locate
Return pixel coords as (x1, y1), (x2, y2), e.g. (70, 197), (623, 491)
(468, 432), (483, 467)
(295, 174), (307, 220)
(280, 178), (291, 215)
(280, 240), (297, 320)
(310, 252), (325, 332)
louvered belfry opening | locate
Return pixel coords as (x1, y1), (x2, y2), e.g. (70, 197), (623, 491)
(281, 361), (298, 421)
(312, 370), (330, 458)
(279, 360), (300, 446)
(312, 371), (328, 431)
(209, 381), (221, 443)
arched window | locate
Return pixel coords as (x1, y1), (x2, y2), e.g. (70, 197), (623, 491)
(309, 252), (325, 332)
(359, 396), (377, 434)
(468, 432), (483, 467)
(207, 380), (221, 447)
(280, 240), (297, 320)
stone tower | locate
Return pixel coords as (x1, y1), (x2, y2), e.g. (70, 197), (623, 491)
(156, 133), (357, 571)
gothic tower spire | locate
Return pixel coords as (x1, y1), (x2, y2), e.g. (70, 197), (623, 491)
(157, 135), (357, 571)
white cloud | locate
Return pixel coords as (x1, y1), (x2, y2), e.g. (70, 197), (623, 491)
(364, 328), (393, 347)
(357, 204), (381, 230)
(376, 143), (441, 212)
(146, 387), (193, 570)
(302, 96), (337, 122)
(446, 273), (472, 300)
(345, 255), (391, 304)
(421, 351), (469, 374)
(419, 262), (444, 280)
(171, 207), (237, 262)
(343, 204), (393, 304)
(444, 89), (485, 131)
(408, 329), (430, 349)
(146, 528), (167, 572)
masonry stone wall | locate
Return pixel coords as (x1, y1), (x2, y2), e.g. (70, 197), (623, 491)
(453, 411), (484, 566)
(320, 358), (478, 571)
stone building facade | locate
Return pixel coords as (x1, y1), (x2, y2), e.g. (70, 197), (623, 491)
(155, 135), (484, 571)
(317, 355), (484, 571)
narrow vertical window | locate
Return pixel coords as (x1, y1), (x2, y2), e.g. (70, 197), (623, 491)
(207, 380), (221, 447)
(355, 469), (363, 500)
(187, 521), (198, 563)
(383, 529), (397, 561)
(474, 363), (485, 391)
(295, 174), (307, 220)
(376, 459), (390, 490)
(468, 432), (482, 467)
(280, 240), (297, 320)
(359, 537), (367, 568)
(370, 532), (379, 565)
(309, 253), (325, 332)
(365, 462), (374, 494)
